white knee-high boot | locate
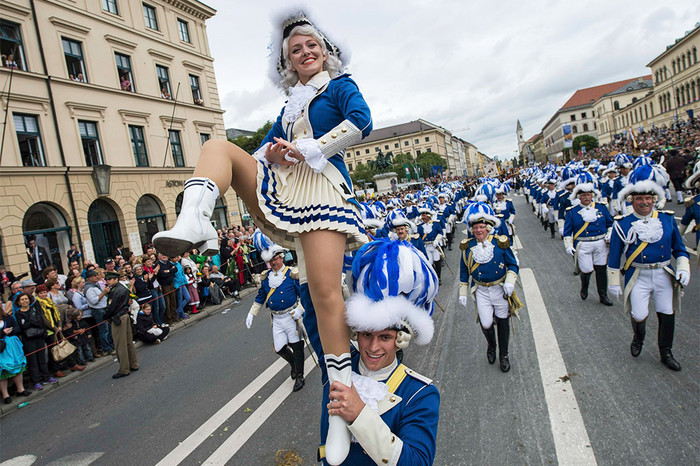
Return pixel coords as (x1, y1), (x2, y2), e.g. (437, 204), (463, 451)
(324, 352), (352, 465)
(153, 177), (219, 257)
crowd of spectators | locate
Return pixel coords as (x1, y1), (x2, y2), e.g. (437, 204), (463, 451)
(0, 223), (280, 404)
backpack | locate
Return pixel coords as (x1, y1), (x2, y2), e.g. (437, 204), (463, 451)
(209, 283), (225, 305)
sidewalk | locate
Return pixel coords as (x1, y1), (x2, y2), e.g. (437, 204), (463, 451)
(0, 286), (257, 417)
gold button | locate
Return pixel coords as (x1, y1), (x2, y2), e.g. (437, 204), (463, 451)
(382, 459), (388, 464)
(293, 134), (298, 140)
(304, 129), (307, 135)
(331, 133), (337, 139)
(321, 140), (327, 144)
(391, 436), (395, 443)
(341, 127), (347, 133)
(390, 396), (396, 402)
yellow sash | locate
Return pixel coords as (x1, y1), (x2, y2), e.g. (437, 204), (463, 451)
(264, 266), (288, 305)
(622, 212), (658, 271)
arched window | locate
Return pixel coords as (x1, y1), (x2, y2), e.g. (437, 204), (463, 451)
(614, 101), (620, 110)
(682, 54), (686, 70)
(136, 195), (166, 249)
(693, 46), (698, 63)
(649, 101), (653, 116)
(583, 123), (589, 132)
(88, 199), (122, 267)
(672, 61), (676, 74)
(23, 203), (72, 276)
(572, 125), (578, 134)
(644, 105), (648, 120)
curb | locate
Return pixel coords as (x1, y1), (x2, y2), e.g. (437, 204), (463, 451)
(0, 287), (257, 417)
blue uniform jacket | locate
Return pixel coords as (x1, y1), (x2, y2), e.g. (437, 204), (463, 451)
(320, 351), (440, 466)
(417, 221), (441, 243)
(405, 205), (420, 220)
(563, 202), (613, 246)
(257, 74), (372, 202)
(459, 235), (519, 285)
(557, 191), (573, 220)
(254, 267), (300, 311)
(680, 194), (700, 247)
(608, 211), (689, 283)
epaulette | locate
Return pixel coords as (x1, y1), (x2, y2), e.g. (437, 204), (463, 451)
(659, 210), (675, 216)
(411, 233), (420, 240)
(614, 215), (624, 221)
(496, 235), (511, 249)
(260, 269), (269, 280)
(459, 239), (469, 251)
(289, 267), (299, 280)
(684, 197), (695, 208)
(566, 206), (574, 211)
(404, 367), (432, 385)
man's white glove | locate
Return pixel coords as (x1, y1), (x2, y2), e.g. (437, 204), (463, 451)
(566, 247), (576, 256)
(608, 285), (622, 298)
(676, 270), (690, 287)
(291, 306), (303, 320)
(433, 239), (441, 248)
(558, 227), (564, 237)
(502, 283), (514, 297)
(458, 296), (468, 308)
(245, 313), (254, 329)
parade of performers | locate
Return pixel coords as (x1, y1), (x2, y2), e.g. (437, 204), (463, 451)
(140, 8), (699, 465)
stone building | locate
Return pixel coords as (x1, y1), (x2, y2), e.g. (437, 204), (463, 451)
(0, 0), (241, 275)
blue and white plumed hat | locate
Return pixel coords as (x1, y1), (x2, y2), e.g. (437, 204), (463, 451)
(559, 166), (579, 188)
(360, 203), (384, 230)
(417, 202), (436, 216)
(618, 164), (668, 208)
(346, 239), (438, 346)
(602, 161), (618, 177)
(614, 153), (633, 168)
(684, 161), (700, 189)
(464, 201), (501, 228)
(494, 182), (511, 195)
(474, 183), (496, 203)
(570, 172), (601, 200)
(387, 198), (403, 209)
(632, 154), (654, 169)
(372, 200), (387, 215)
(387, 210), (414, 231)
(252, 229), (287, 263)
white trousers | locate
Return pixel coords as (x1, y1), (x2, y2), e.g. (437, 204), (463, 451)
(629, 268), (674, 321)
(547, 208), (557, 223)
(577, 239), (608, 273)
(271, 312), (300, 352)
(425, 244), (440, 262)
(475, 285), (509, 329)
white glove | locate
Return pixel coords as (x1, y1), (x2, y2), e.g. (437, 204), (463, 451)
(676, 270), (690, 287)
(608, 285), (622, 298)
(558, 227), (564, 237)
(458, 296), (468, 308)
(507, 217), (514, 225)
(290, 306), (303, 320)
(502, 283), (514, 297)
(245, 313), (254, 329)
(566, 247), (576, 256)
(433, 239), (441, 248)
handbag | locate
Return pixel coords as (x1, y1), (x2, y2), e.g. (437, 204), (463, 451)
(25, 326), (46, 339)
(50, 331), (76, 362)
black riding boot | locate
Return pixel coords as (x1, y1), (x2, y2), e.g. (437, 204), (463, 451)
(276, 345), (297, 380)
(657, 313), (681, 371)
(580, 272), (592, 300)
(433, 260), (442, 285)
(549, 222), (556, 238)
(495, 316), (511, 373)
(481, 325), (497, 364)
(291, 341), (306, 391)
(630, 317), (646, 357)
(594, 265), (613, 306)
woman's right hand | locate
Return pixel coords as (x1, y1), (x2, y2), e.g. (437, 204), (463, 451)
(264, 140), (303, 166)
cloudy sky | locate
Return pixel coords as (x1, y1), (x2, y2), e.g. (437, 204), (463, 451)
(204, 0), (699, 160)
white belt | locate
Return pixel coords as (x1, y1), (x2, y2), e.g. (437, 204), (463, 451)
(270, 306), (294, 315)
(631, 260), (670, 270)
(577, 234), (605, 242)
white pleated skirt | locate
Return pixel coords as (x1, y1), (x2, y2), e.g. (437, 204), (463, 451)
(253, 160), (368, 251)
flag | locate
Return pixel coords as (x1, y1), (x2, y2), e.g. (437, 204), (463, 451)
(628, 127), (637, 150)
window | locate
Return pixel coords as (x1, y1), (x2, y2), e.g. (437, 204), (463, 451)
(129, 125), (149, 166)
(365, 149), (370, 154)
(427, 147), (432, 153)
(375, 147), (380, 152)
(581, 112), (586, 119)
(62, 38), (87, 82)
(384, 145), (389, 150)
(425, 137), (430, 142)
(355, 151), (359, 156)
(572, 125), (578, 134)
(14, 114), (45, 167)
(200, 133), (210, 145)
(348, 163), (353, 171)
(394, 143), (399, 149)
(79, 120), (103, 166)
(614, 101), (620, 110)
(570, 115), (576, 121)
(404, 141), (409, 146)
(583, 123), (589, 132)
(189, 74), (203, 105)
(115, 53), (134, 92)
(169, 130), (184, 166)
(156, 65), (171, 98)
(177, 19), (190, 43)
(414, 139), (419, 144)
(0, 20), (27, 71)
(143, 4), (158, 30)
(102, 0), (118, 14)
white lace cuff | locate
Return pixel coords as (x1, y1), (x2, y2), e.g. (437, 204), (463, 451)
(296, 138), (327, 173)
(252, 144), (270, 166)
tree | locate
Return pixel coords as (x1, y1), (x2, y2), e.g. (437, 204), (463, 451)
(416, 151), (446, 178)
(228, 121), (273, 153)
(573, 135), (598, 154)
(391, 153), (418, 180)
(350, 162), (379, 187)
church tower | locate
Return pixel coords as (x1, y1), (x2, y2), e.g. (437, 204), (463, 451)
(516, 120), (524, 155)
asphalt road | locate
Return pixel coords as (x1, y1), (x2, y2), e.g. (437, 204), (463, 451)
(1, 193), (698, 466)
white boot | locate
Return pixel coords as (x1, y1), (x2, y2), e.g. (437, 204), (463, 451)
(324, 353), (352, 465)
(153, 177), (219, 257)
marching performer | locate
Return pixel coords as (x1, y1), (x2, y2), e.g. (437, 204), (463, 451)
(493, 185), (516, 241)
(436, 192), (456, 250)
(543, 177), (559, 238)
(680, 166), (700, 253)
(458, 202), (519, 372)
(608, 164), (691, 371)
(318, 239), (440, 465)
(417, 205), (444, 284)
(246, 231), (306, 391)
(388, 211), (427, 258)
(563, 173), (614, 306)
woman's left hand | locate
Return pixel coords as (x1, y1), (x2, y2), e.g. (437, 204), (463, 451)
(3, 327), (12, 335)
(269, 137), (305, 165)
(327, 381), (364, 423)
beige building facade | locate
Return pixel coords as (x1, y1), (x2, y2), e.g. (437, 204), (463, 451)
(0, 0), (241, 277)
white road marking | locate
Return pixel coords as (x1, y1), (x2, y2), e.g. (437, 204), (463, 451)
(46, 453), (104, 465)
(514, 235), (523, 250)
(520, 268), (597, 465)
(155, 358), (288, 466)
(0, 456), (37, 466)
(202, 356), (317, 465)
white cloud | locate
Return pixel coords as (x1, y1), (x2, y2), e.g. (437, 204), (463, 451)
(205, 0), (700, 160)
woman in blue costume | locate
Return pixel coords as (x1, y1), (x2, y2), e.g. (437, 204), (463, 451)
(153, 11), (372, 464)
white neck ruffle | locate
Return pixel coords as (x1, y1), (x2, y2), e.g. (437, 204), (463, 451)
(472, 240), (495, 264)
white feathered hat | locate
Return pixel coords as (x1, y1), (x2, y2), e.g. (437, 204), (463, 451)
(346, 239), (438, 346)
(252, 228), (287, 263)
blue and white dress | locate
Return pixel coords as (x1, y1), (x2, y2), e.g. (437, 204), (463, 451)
(252, 71), (373, 251)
